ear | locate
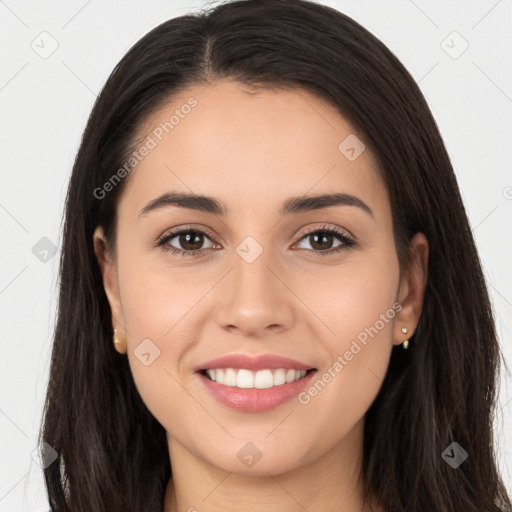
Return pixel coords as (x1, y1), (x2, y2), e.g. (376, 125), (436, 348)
(393, 232), (429, 346)
(93, 226), (126, 352)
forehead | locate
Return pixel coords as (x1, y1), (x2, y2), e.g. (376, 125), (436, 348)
(119, 80), (387, 221)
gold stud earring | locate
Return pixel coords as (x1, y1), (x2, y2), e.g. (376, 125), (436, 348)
(401, 327), (409, 349)
(113, 328), (125, 354)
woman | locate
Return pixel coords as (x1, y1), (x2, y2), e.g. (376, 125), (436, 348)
(38, 0), (512, 510)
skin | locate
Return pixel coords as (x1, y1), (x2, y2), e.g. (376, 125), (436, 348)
(94, 80), (428, 512)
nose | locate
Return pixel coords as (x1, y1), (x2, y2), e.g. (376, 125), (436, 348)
(215, 244), (295, 337)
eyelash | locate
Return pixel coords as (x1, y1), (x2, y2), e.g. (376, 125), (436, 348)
(156, 224), (356, 258)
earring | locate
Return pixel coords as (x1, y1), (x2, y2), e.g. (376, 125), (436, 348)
(112, 328), (126, 354)
(401, 327), (409, 349)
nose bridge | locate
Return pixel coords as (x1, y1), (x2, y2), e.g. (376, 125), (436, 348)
(215, 232), (294, 334)
(231, 234), (279, 304)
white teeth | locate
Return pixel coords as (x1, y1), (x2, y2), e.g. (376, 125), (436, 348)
(254, 369), (273, 389)
(286, 369), (296, 383)
(273, 368), (286, 386)
(224, 368), (238, 386)
(203, 368), (308, 388)
(237, 369), (254, 388)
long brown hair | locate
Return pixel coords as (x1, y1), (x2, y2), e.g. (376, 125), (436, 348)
(39, 0), (511, 510)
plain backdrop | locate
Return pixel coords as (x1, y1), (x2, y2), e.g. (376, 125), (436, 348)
(1, 1), (511, 510)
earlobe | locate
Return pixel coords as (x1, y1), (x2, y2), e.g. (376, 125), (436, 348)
(393, 232), (429, 347)
(93, 226), (126, 353)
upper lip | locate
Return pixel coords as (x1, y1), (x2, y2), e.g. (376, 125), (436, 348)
(195, 354), (316, 372)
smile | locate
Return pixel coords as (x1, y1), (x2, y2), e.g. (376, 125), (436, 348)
(197, 368), (317, 412)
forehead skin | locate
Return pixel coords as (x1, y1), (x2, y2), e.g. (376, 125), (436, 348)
(118, 80), (390, 256)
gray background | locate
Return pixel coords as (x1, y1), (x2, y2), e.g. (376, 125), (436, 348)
(1, 0), (511, 510)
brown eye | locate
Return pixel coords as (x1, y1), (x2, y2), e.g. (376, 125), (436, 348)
(294, 226), (355, 256)
(174, 231), (207, 251)
(158, 228), (216, 256)
(301, 231), (340, 251)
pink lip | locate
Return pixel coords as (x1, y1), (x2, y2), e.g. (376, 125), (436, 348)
(195, 353), (315, 372)
(197, 369), (317, 412)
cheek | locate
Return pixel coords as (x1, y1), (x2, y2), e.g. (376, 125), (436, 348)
(117, 245), (207, 338)
(114, 250), (202, 426)
(296, 252), (399, 435)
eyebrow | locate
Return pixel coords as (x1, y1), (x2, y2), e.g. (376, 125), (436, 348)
(138, 191), (373, 219)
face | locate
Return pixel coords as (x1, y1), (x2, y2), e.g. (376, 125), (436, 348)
(95, 80), (427, 477)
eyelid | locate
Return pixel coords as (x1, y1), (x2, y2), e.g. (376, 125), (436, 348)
(295, 223), (354, 242)
(157, 224), (220, 245)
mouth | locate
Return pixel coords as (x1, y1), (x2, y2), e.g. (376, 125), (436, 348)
(196, 366), (318, 412)
(197, 367), (317, 389)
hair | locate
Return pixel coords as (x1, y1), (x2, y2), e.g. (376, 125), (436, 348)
(38, 0), (511, 510)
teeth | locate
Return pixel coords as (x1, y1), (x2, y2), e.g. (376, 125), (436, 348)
(204, 368), (308, 388)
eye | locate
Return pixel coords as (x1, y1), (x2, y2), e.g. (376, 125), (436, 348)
(292, 225), (355, 257)
(157, 227), (217, 257)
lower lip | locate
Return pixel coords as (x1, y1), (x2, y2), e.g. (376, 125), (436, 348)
(197, 370), (317, 412)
